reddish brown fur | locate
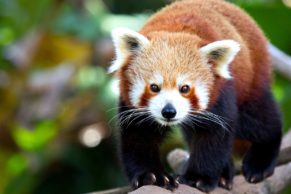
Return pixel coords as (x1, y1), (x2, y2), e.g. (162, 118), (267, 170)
(135, 0), (270, 106)
(234, 139), (251, 156)
(121, 32), (215, 109)
(186, 88), (199, 108)
(139, 86), (157, 107)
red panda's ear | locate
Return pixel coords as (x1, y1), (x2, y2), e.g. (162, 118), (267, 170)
(109, 28), (149, 73)
(199, 40), (240, 79)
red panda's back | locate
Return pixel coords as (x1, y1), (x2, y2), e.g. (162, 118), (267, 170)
(140, 0), (271, 104)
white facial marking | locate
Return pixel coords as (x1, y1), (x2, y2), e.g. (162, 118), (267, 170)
(151, 73), (163, 85)
(129, 78), (145, 106)
(109, 28), (149, 73)
(176, 75), (189, 86)
(149, 90), (190, 126)
(200, 40), (240, 79)
(195, 81), (210, 110)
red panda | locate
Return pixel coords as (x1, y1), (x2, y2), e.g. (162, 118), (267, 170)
(110, 0), (282, 192)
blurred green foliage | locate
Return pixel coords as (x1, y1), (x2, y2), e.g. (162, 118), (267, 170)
(0, 0), (290, 194)
(12, 121), (58, 151)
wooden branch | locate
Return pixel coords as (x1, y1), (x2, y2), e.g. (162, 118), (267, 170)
(90, 186), (132, 194)
(128, 163), (291, 194)
(90, 130), (291, 194)
(128, 130), (291, 194)
(269, 43), (291, 79)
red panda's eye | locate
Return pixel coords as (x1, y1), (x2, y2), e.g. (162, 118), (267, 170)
(180, 85), (190, 94)
(150, 84), (160, 93)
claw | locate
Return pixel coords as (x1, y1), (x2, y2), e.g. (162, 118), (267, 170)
(164, 176), (170, 185)
(132, 172), (178, 190)
(220, 178), (226, 187)
(250, 177), (255, 183)
(133, 179), (139, 188)
(196, 180), (202, 188)
(143, 173), (156, 185)
(250, 176), (257, 183)
(219, 177), (233, 190)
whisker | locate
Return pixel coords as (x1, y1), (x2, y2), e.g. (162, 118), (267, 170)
(126, 112), (150, 127)
(188, 109), (230, 133)
(106, 105), (131, 113)
(185, 115), (205, 129)
(136, 114), (154, 126)
(109, 106), (151, 124)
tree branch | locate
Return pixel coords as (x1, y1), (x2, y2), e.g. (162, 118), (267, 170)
(269, 43), (291, 79)
(90, 130), (291, 194)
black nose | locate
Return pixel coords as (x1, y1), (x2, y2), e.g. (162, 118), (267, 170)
(161, 103), (176, 119)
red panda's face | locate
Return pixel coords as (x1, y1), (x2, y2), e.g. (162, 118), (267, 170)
(125, 36), (214, 126)
(128, 72), (212, 126)
(110, 28), (240, 126)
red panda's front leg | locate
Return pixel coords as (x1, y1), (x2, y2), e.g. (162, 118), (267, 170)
(179, 83), (237, 192)
(118, 101), (179, 190)
(180, 127), (234, 192)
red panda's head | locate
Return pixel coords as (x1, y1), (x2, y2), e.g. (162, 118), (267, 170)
(110, 28), (240, 126)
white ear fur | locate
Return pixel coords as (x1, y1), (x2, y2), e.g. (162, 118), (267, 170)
(109, 28), (149, 73)
(200, 40), (240, 79)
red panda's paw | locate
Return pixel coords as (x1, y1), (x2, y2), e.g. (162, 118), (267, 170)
(178, 174), (218, 192)
(242, 146), (277, 184)
(218, 160), (234, 190)
(242, 159), (275, 184)
(132, 172), (179, 191)
(218, 177), (233, 190)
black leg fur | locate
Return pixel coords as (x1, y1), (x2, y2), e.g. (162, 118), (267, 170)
(180, 82), (237, 192)
(117, 84), (282, 192)
(236, 89), (282, 183)
(118, 101), (178, 190)
(218, 157), (234, 190)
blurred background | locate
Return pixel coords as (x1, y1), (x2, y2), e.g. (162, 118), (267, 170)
(0, 0), (291, 193)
